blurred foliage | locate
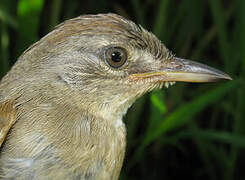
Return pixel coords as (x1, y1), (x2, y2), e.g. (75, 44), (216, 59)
(0, 0), (244, 179)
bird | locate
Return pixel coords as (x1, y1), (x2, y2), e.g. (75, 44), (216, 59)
(0, 13), (231, 180)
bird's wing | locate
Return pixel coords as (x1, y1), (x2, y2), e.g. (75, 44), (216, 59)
(0, 101), (17, 147)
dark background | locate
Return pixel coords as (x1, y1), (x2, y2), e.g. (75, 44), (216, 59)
(0, 0), (244, 179)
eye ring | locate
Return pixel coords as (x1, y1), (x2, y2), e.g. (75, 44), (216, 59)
(104, 47), (127, 68)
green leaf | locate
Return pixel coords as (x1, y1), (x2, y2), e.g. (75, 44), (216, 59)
(144, 80), (238, 146)
(16, 0), (44, 57)
(0, 22), (10, 77)
(208, 0), (230, 70)
(150, 90), (167, 114)
(0, 8), (18, 28)
(130, 80), (239, 165)
(173, 127), (245, 148)
(152, 0), (169, 40)
(142, 91), (167, 143)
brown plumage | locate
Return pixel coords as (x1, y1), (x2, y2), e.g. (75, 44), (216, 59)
(0, 13), (231, 179)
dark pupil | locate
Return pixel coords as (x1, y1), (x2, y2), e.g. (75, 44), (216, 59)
(111, 51), (122, 62)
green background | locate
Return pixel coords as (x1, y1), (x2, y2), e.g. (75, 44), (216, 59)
(0, 0), (244, 179)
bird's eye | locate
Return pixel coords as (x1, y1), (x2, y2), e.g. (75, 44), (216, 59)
(104, 47), (127, 68)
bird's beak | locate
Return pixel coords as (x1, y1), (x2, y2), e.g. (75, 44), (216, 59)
(129, 57), (232, 82)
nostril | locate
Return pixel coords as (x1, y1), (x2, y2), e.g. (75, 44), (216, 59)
(162, 61), (183, 70)
(175, 63), (183, 69)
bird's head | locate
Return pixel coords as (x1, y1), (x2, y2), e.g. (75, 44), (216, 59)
(9, 13), (231, 120)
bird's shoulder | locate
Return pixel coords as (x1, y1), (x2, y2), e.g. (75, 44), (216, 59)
(0, 100), (17, 147)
